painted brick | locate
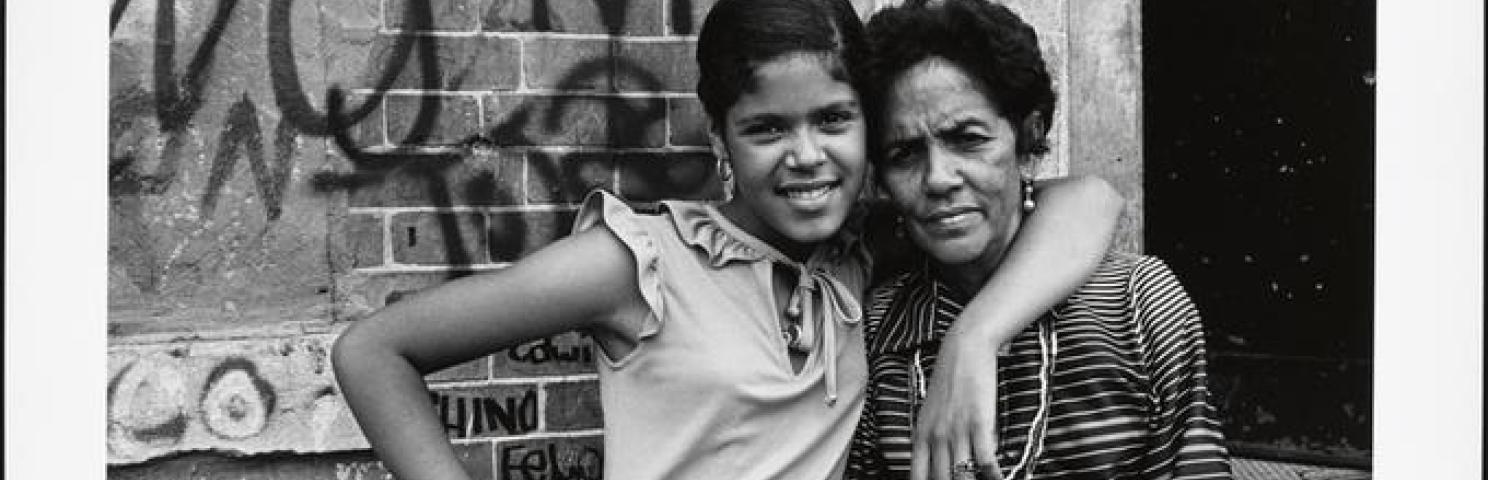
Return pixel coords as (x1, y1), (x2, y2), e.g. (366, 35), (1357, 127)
(491, 332), (598, 377)
(487, 211), (577, 262)
(391, 212), (490, 265)
(483, 0), (662, 35)
(667, 97), (711, 146)
(454, 443), (498, 480)
(618, 152), (722, 202)
(322, 0), (385, 93)
(525, 151), (617, 204)
(387, 0), (480, 32)
(486, 94), (666, 147)
(429, 384), (542, 438)
(346, 150), (522, 207)
(385, 94), (484, 146)
(670, 0), (718, 35)
(426, 357), (491, 382)
(342, 93), (387, 149)
(544, 381), (603, 430)
(339, 271), (456, 315)
(343, 214), (386, 268)
(496, 436), (604, 480)
(523, 38), (615, 91)
(615, 40), (697, 92)
(368, 36), (520, 91)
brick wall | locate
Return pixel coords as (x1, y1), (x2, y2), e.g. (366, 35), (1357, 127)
(109, 0), (1140, 477)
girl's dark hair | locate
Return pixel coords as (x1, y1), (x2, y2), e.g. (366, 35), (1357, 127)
(695, 0), (867, 125)
(863, 0), (1056, 157)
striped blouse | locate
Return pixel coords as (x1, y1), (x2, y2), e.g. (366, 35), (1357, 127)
(847, 253), (1232, 479)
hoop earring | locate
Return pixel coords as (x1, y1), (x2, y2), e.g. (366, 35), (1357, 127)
(1021, 176), (1036, 213)
(716, 156), (735, 200)
(716, 156), (732, 182)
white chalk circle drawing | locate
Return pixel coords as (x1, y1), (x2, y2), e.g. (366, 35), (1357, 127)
(199, 357), (277, 440)
(108, 354), (191, 454)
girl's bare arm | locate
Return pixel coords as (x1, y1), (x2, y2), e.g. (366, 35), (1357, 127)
(332, 226), (648, 480)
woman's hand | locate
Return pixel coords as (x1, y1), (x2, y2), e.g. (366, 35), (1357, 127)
(908, 176), (1122, 480)
(909, 328), (1007, 480)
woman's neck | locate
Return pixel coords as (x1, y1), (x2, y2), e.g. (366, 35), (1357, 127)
(936, 238), (1015, 301)
(938, 214), (1024, 299)
(938, 258), (998, 301)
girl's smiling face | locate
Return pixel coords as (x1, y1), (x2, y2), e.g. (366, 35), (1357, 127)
(713, 53), (868, 259)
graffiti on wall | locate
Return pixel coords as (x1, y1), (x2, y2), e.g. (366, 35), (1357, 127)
(109, 0), (695, 215)
(432, 387), (540, 438)
(110, 0), (705, 303)
(106, 338), (364, 464)
(500, 438), (605, 480)
(107, 334), (602, 464)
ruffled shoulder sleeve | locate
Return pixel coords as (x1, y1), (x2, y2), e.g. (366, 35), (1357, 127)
(661, 200), (768, 267)
(572, 190), (665, 341)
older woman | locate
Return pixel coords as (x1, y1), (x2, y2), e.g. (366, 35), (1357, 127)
(847, 2), (1232, 480)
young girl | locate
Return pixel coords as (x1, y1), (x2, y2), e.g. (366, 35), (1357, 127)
(332, 0), (1121, 478)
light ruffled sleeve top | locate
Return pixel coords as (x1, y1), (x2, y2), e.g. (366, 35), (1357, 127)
(572, 191), (872, 480)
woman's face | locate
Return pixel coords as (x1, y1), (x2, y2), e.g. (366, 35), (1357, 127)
(713, 53), (868, 256)
(878, 57), (1024, 269)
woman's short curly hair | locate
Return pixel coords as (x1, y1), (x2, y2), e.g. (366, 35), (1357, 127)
(863, 0), (1056, 158)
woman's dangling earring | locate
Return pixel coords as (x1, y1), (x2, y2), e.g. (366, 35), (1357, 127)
(894, 215), (907, 239)
(717, 156), (734, 200)
(1021, 175), (1036, 212)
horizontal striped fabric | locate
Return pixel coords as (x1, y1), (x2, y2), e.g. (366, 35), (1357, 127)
(847, 254), (1232, 479)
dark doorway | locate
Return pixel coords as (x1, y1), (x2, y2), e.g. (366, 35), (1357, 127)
(1143, 0), (1375, 467)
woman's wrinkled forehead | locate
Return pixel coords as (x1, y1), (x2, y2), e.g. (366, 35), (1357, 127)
(885, 59), (998, 114)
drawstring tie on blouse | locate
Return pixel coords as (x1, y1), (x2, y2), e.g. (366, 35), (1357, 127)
(783, 258), (862, 406)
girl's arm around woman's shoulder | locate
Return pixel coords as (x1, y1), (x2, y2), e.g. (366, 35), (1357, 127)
(331, 225), (650, 480)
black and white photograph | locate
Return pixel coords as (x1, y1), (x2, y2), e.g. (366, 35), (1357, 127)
(4, 0), (1482, 479)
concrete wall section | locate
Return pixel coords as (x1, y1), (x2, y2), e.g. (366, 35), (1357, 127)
(108, 330), (603, 470)
(1067, 0), (1145, 253)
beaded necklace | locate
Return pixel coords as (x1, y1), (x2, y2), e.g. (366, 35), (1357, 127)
(908, 297), (1060, 480)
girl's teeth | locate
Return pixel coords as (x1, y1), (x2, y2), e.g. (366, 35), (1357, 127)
(937, 213), (968, 225)
(785, 185), (831, 199)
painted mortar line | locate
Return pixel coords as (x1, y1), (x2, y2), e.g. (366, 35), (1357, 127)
(506, 145), (711, 153)
(517, 35), (529, 91)
(348, 204), (581, 214)
(475, 94), (487, 132)
(381, 209), (395, 267)
(378, 29), (696, 42)
(352, 89), (490, 98)
(664, 97), (675, 148)
(351, 88), (696, 98)
(109, 324), (344, 345)
(428, 374), (600, 388)
(474, 429), (606, 443)
(354, 264), (513, 274)
(536, 382), (549, 432)
(662, 0), (672, 36)
(377, 95), (391, 147)
(521, 145), (532, 206)
(495, 89), (697, 98)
